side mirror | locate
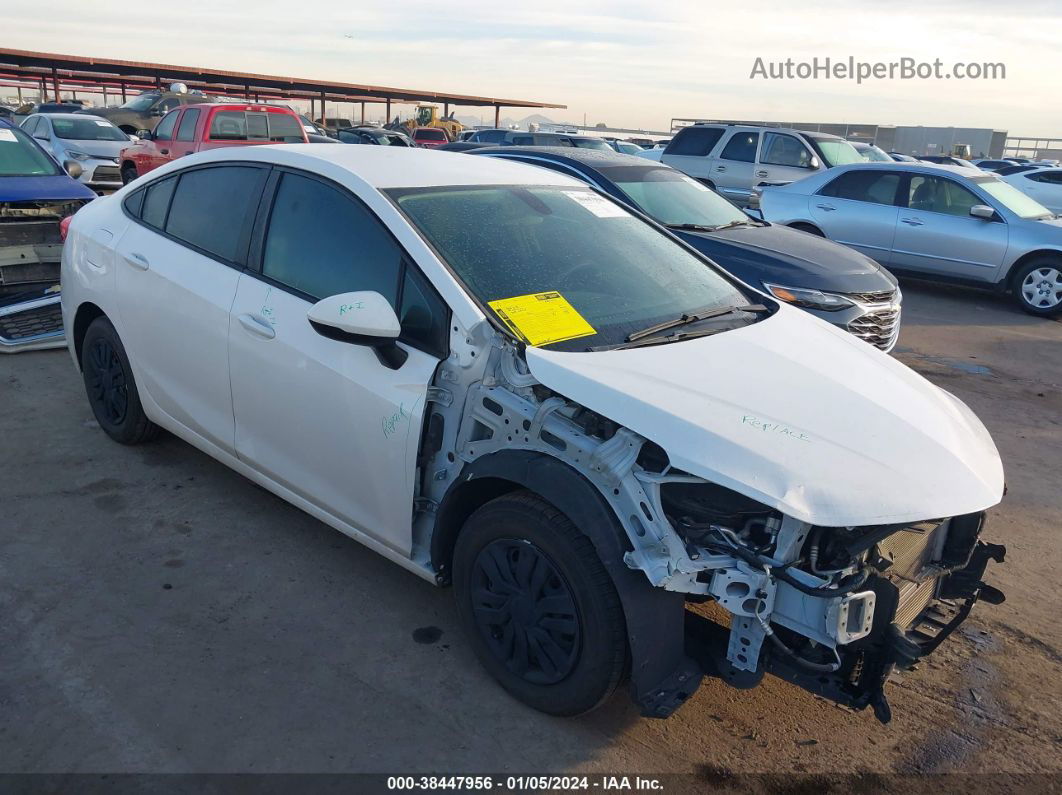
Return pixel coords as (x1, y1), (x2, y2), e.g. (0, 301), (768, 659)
(63, 160), (83, 179)
(135, 129), (151, 140)
(306, 291), (407, 369)
(809, 156), (821, 169)
(150, 107), (164, 117)
(970, 204), (996, 220)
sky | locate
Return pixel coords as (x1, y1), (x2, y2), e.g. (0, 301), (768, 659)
(6, 0), (1061, 135)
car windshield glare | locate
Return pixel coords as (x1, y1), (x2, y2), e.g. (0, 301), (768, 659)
(0, 124), (61, 176)
(603, 166), (749, 227)
(975, 178), (1054, 219)
(814, 139), (864, 167)
(52, 117), (128, 141)
(389, 185), (752, 351)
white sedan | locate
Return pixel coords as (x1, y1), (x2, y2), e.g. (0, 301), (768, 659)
(1001, 167), (1062, 214)
(62, 145), (1005, 722)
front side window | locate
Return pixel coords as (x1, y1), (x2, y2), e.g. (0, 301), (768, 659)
(603, 166), (748, 227)
(263, 172), (402, 302)
(263, 172), (446, 354)
(120, 94), (159, 111)
(907, 176), (981, 217)
(719, 132), (759, 163)
(176, 109), (200, 141)
(0, 123), (60, 176)
(165, 166), (266, 261)
(760, 133), (813, 168)
(390, 185), (753, 351)
(820, 170), (901, 205)
(665, 127), (725, 157)
(809, 137), (863, 167)
(153, 110), (179, 141)
(158, 98), (181, 113)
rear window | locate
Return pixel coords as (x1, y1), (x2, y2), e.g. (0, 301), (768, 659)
(0, 124), (60, 176)
(209, 111), (305, 142)
(415, 129), (447, 141)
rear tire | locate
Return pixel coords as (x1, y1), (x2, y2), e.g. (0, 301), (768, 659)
(120, 163), (138, 185)
(453, 491), (627, 716)
(790, 222), (825, 237)
(81, 317), (159, 445)
(1011, 257), (1062, 316)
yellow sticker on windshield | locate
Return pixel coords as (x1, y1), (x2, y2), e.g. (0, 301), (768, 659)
(488, 291), (597, 347)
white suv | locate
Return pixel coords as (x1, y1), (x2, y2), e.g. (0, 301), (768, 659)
(662, 124), (863, 206)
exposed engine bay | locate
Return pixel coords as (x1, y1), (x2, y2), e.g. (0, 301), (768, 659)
(415, 335), (1006, 722)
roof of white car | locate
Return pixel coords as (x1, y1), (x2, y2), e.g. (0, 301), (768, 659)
(189, 144), (586, 189)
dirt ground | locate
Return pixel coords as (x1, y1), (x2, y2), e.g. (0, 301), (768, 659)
(1, 279), (1060, 781)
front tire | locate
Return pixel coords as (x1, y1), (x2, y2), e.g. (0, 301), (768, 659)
(453, 491), (627, 716)
(1012, 257), (1062, 316)
(81, 317), (159, 445)
(120, 163), (138, 185)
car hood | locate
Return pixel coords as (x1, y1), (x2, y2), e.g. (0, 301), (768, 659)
(0, 174), (97, 202)
(676, 223), (897, 294)
(524, 306), (1003, 527)
(61, 138), (127, 159)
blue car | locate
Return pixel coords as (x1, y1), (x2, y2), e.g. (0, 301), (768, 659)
(0, 118), (95, 353)
(468, 146), (902, 350)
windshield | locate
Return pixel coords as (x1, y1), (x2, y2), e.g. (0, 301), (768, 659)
(614, 142), (643, 155)
(389, 185), (752, 351)
(0, 124), (61, 176)
(603, 166), (748, 227)
(416, 128), (447, 141)
(812, 138), (863, 167)
(976, 178), (1054, 219)
(52, 117), (128, 141)
(120, 94), (159, 112)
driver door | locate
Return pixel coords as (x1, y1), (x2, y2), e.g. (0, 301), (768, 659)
(228, 169), (449, 556)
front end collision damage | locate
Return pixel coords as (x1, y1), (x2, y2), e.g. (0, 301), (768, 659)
(413, 326), (1005, 722)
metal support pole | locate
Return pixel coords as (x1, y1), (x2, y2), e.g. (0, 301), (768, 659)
(52, 68), (60, 102)
(494, 105), (500, 128)
(360, 102), (365, 125)
(320, 92), (327, 124)
(444, 102), (449, 118)
(386, 98), (391, 123)
(121, 82), (127, 103)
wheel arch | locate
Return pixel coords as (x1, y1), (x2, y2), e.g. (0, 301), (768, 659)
(788, 220), (825, 236)
(72, 301), (107, 370)
(1004, 248), (1062, 289)
(432, 449), (702, 718)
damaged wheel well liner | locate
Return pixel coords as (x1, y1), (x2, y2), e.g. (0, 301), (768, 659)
(433, 449), (702, 718)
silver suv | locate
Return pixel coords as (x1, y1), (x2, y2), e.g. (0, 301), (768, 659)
(662, 124), (863, 206)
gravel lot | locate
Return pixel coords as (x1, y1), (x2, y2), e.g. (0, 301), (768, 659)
(2, 280), (1060, 779)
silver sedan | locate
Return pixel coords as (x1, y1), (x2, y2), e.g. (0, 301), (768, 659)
(759, 162), (1062, 316)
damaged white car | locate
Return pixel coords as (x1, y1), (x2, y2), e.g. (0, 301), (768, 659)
(62, 146), (1006, 722)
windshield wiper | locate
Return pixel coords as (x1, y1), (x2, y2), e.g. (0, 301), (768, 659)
(626, 303), (768, 342)
(666, 220), (752, 233)
(711, 219), (753, 231)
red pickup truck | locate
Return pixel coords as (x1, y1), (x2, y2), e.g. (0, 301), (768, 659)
(118, 103), (308, 183)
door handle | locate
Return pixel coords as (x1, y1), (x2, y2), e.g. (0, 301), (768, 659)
(815, 203), (836, 211)
(756, 170), (768, 178)
(160, 148), (169, 155)
(715, 165), (727, 172)
(238, 313), (276, 340)
(126, 251), (150, 270)
(900, 217), (924, 226)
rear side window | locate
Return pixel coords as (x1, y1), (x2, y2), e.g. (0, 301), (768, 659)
(820, 170), (901, 205)
(153, 110), (179, 141)
(165, 166), (266, 262)
(719, 132), (759, 163)
(141, 176), (177, 228)
(665, 127), (725, 157)
(760, 132), (813, 168)
(176, 109), (200, 141)
(474, 130), (507, 143)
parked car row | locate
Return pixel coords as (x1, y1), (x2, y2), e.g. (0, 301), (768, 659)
(61, 144), (1006, 726)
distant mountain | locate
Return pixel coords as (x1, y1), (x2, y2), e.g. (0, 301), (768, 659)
(454, 112), (568, 130)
